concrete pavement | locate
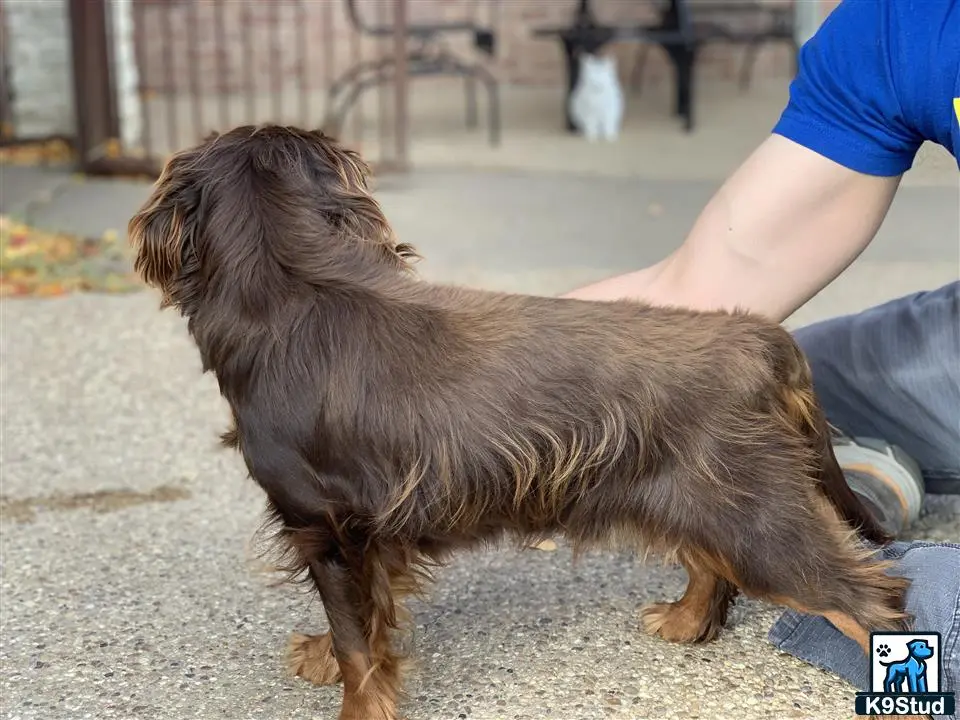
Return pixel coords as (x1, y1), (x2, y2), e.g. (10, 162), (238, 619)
(1, 163), (958, 720)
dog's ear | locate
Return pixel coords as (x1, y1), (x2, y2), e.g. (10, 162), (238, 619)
(128, 160), (203, 305)
(325, 143), (420, 269)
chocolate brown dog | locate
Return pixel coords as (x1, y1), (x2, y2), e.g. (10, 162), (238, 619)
(129, 125), (909, 720)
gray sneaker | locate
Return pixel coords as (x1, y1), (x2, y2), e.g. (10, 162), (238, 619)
(830, 428), (925, 537)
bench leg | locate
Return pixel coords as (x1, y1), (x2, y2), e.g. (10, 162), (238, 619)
(664, 43), (696, 132)
(562, 38), (579, 133)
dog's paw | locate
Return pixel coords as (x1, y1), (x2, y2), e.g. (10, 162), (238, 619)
(287, 632), (342, 686)
(876, 643), (892, 658)
(639, 601), (721, 644)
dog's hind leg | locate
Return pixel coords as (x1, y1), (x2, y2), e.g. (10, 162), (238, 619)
(640, 549), (739, 643)
(723, 492), (910, 657)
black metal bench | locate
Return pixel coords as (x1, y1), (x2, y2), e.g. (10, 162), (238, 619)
(532, 0), (799, 133)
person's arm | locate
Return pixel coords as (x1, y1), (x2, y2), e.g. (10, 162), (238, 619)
(566, 0), (928, 323)
(565, 134), (902, 322)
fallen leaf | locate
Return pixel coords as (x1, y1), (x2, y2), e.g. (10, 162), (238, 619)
(104, 139), (123, 159)
(36, 282), (68, 297)
(3, 244), (36, 259)
(533, 539), (558, 552)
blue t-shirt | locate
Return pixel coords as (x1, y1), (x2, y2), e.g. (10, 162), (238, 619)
(773, 0), (960, 175)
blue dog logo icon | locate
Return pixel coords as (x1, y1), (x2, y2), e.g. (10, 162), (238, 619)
(855, 631), (956, 716)
(880, 638), (934, 694)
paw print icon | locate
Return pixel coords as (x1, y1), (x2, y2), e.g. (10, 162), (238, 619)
(876, 643), (892, 658)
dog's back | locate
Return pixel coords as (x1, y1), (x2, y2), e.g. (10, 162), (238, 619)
(228, 274), (886, 552)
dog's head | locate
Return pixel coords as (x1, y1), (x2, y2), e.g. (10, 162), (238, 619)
(906, 639), (934, 660)
(128, 124), (418, 315)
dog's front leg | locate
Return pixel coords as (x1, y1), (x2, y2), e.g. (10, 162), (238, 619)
(288, 631), (342, 686)
(305, 555), (402, 720)
(640, 550), (739, 643)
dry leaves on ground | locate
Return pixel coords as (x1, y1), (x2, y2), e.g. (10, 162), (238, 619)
(0, 215), (141, 297)
(0, 138), (76, 167)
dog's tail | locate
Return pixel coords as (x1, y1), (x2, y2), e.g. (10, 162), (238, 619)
(777, 335), (893, 546)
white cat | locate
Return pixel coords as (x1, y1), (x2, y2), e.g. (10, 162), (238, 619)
(568, 52), (624, 142)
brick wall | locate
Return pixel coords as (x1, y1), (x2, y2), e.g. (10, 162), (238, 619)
(1, 0), (140, 144)
(3, 0), (74, 137)
(131, 0), (801, 95)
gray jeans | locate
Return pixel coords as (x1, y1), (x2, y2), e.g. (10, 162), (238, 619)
(768, 281), (960, 717)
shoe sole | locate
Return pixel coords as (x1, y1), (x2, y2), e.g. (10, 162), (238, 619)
(832, 437), (925, 528)
(842, 468), (907, 536)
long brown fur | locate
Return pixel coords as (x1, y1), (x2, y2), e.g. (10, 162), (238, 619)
(129, 125), (910, 720)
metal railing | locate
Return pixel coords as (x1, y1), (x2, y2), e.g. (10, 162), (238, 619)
(68, 0), (410, 176)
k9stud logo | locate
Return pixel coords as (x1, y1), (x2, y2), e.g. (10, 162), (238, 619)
(855, 632), (955, 717)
